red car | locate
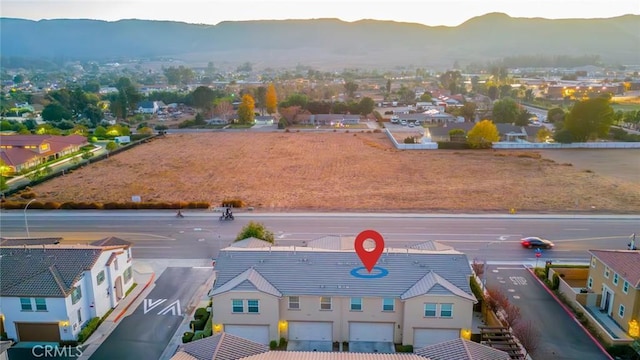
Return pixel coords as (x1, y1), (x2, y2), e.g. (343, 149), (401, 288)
(521, 237), (554, 249)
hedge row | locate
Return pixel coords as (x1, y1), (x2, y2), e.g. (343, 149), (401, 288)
(0, 201), (211, 210)
(77, 317), (101, 343)
(437, 141), (471, 149)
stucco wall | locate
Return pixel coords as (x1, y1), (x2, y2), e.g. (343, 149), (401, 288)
(402, 295), (474, 345)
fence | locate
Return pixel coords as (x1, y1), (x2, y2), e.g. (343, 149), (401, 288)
(384, 129), (438, 150)
(493, 141), (640, 149)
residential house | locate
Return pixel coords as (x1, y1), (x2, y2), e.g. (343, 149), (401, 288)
(305, 114), (361, 126)
(0, 238), (134, 342)
(137, 101), (159, 114)
(254, 116), (275, 125)
(414, 338), (510, 360)
(0, 237), (62, 246)
(171, 332), (269, 360)
(586, 250), (640, 338)
(0, 134), (88, 175)
(209, 246), (476, 348)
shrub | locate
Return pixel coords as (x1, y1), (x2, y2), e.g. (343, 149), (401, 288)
(77, 317), (101, 343)
(279, 337), (287, 348)
(182, 332), (195, 343)
(396, 345), (413, 352)
(43, 201), (61, 209)
(192, 332), (205, 340)
(552, 273), (560, 290)
(20, 191), (37, 199)
(403, 136), (416, 144)
(269, 340), (278, 350)
(194, 308), (209, 320)
(191, 317), (207, 331)
(0, 201), (24, 210)
(58, 340), (78, 347)
(373, 129), (382, 133)
(222, 199), (245, 208)
(437, 141), (471, 149)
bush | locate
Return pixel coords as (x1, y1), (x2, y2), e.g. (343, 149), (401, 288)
(222, 199), (245, 208)
(279, 337), (287, 348)
(396, 344), (413, 352)
(194, 308), (209, 320)
(437, 141), (471, 149)
(192, 332), (205, 340)
(182, 332), (195, 343)
(77, 317), (101, 343)
(552, 273), (560, 290)
(403, 136), (416, 144)
(0, 201), (24, 210)
(43, 201), (61, 209)
(269, 340), (278, 350)
(58, 340), (78, 347)
(20, 191), (37, 199)
(191, 317), (207, 331)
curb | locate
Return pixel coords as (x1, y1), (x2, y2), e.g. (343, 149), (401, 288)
(525, 267), (614, 360)
(114, 272), (155, 323)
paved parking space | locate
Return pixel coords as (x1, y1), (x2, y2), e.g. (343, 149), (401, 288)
(485, 265), (610, 360)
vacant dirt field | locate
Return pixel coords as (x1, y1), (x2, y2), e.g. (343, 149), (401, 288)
(21, 132), (640, 213)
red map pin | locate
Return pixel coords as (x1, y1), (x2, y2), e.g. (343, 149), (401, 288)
(354, 230), (385, 273)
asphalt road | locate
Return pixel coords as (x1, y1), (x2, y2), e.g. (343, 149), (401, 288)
(89, 267), (212, 360)
(485, 265), (609, 360)
(0, 211), (637, 263)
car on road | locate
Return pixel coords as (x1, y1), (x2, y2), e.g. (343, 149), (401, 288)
(521, 236), (554, 249)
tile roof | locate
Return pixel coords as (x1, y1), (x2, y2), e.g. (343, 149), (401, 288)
(239, 352), (426, 360)
(211, 268), (281, 297)
(401, 271), (477, 302)
(410, 241), (454, 251)
(0, 237), (62, 246)
(0, 246), (105, 297)
(0, 147), (41, 167)
(0, 134), (87, 167)
(90, 236), (132, 247)
(213, 247), (473, 299)
(172, 332), (269, 360)
(230, 238), (274, 248)
(306, 235), (356, 250)
(589, 250), (640, 288)
(414, 338), (510, 360)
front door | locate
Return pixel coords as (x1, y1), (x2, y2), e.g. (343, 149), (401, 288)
(601, 288), (613, 315)
(115, 275), (123, 300)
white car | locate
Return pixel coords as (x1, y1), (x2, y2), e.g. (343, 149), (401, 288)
(400, 120), (407, 126)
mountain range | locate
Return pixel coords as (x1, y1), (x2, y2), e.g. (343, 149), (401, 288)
(1, 13), (639, 69)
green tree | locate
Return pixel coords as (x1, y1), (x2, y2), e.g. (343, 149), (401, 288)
(94, 126), (107, 138)
(192, 86), (215, 115)
(280, 93), (308, 108)
(492, 98), (520, 124)
(237, 94), (255, 124)
(459, 102), (477, 122)
(547, 107), (565, 123)
(42, 103), (72, 122)
(467, 120), (499, 148)
(106, 141), (118, 152)
(564, 97), (614, 142)
(357, 97), (375, 115)
(419, 92), (433, 102)
(536, 128), (553, 143)
(344, 81), (359, 98)
(235, 221), (274, 243)
(516, 109), (532, 126)
(255, 86), (267, 116)
(487, 85), (499, 101)
(448, 128), (466, 142)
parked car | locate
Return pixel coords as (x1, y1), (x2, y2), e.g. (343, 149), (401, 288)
(521, 237), (554, 249)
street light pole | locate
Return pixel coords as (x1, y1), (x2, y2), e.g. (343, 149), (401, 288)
(24, 198), (37, 237)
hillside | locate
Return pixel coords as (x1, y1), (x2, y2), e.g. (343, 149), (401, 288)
(1, 13), (639, 68)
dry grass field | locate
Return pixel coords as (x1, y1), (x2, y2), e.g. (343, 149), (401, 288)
(20, 132), (640, 213)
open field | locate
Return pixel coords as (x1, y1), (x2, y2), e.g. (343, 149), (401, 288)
(17, 133), (640, 213)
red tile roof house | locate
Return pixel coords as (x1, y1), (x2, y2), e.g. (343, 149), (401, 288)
(0, 134), (88, 175)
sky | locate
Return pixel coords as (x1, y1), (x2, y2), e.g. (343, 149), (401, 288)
(2, 0), (639, 26)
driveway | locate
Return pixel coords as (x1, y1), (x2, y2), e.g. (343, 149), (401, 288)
(485, 265), (610, 359)
(89, 267), (212, 360)
(287, 340), (332, 352)
(349, 341), (395, 353)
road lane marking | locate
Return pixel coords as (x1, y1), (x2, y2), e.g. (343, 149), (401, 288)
(144, 299), (166, 314)
(510, 276), (527, 285)
(158, 300), (182, 316)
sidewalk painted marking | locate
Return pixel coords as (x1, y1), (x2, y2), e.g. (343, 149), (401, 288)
(144, 298), (167, 314)
(510, 276), (527, 286)
(496, 267), (526, 270)
(158, 300), (182, 316)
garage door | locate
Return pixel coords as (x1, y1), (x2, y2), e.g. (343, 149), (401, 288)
(349, 322), (394, 342)
(288, 321), (332, 341)
(16, 322), (61, 342)
(224, 324), (270, 344)
(413, 328), (459, 348)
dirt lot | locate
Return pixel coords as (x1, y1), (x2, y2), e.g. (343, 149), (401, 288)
(20, 133), (640, 213)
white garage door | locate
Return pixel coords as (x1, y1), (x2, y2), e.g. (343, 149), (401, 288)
(349, 322), (394, 342)
(288, 321), (332, 341)
(224, 324), (270, 344)
(413, 328), (460, 348)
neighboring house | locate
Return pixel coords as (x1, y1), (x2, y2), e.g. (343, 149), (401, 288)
(230, 238), (274, 249)
(209, 246), (476, 348)
(0, 237), (62, 246)
(137, 101), (159, 114)
(171, 332), (269, 360)
(304, 114), (361, 126)
(414, 338), (510, 360)
(0, 134), (88, 175)
(254, 116), (275, 125)
(0, 238), (134, 342)
(587, 250), (640, 338)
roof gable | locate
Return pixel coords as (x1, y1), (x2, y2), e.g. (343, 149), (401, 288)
(401, 271), (476, 302)
(211, 268), (282, 297)
(415, 338), (510, 360)
(231, 237), (273, 249)
(589, 250), (640, 288)
(176, 332), (269, 360)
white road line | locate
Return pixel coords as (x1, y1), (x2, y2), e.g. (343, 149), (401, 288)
(564, 228), (589, 231)
(133, 246), (173, 249)
(496, 267), (526, 270)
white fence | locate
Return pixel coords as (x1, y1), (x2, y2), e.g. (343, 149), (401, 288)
(384, 129), (438, 150)
(493, 141), (640, 149)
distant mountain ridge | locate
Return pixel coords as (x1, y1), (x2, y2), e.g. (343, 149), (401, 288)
(1, 13), (638, 69)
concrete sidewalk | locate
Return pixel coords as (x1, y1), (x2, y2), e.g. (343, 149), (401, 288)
(78, 260), (156, 360)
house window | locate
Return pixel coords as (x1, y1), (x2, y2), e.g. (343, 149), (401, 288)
(350, 297), (362, 311)
(618, 304), (625, 318)
(123, 266), (133, 283)
(440, 303), (453, 318)
(320, 297), (332, 310)
(77, 308), (82, 324)
(613, 273), (619, 285)
(288, 296), (300, 310)
(604, 267), (609, 278)
(591, 257), (596, 268)
(383, 298), (395, 311)
(97, 270), (105, 285)
(232, 299), (244, 313)
(20, 298), (32, 311)
(424, 303), (437, 317)
(71, 286), (82, 305)
(127, 248), (131, 260)
(35, 298), (47, 311)
(623, 281), (629, 294)
(588, 277), (593, 289)
(114, 258), (119, 271)
(247, 300), (259, 313)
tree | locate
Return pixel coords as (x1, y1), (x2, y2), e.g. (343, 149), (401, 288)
(536, 128), (553, 143)
(94, 126), (107, 138)
(255, 86), (267, 116)
(106, 141), (118, 152)
(357, 97), (375, 115)
(235, 221), (274, 243)
(192, 86), (215, 115)
(467, 120), (499, 148)
(419, 92), (433, 102)
(564, 97), (614, 142)
(487, 85), (499, 101)
(547, 107), (566, 123)
(265, 84), (278, 115)
(492, 98), (520, 124)
(237, 94), (255, 124)
(516, 109), (532, 126)
(280, 93), (308, 109)
(459, 102), (477, 122)
(396, 85), (415, 104)
(386, 79), (391, 94)
(344, 81), (359, 98)
(513, 320), (540, 356)
(214, 100), (233, 118)
(42, 103), (72, 122)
